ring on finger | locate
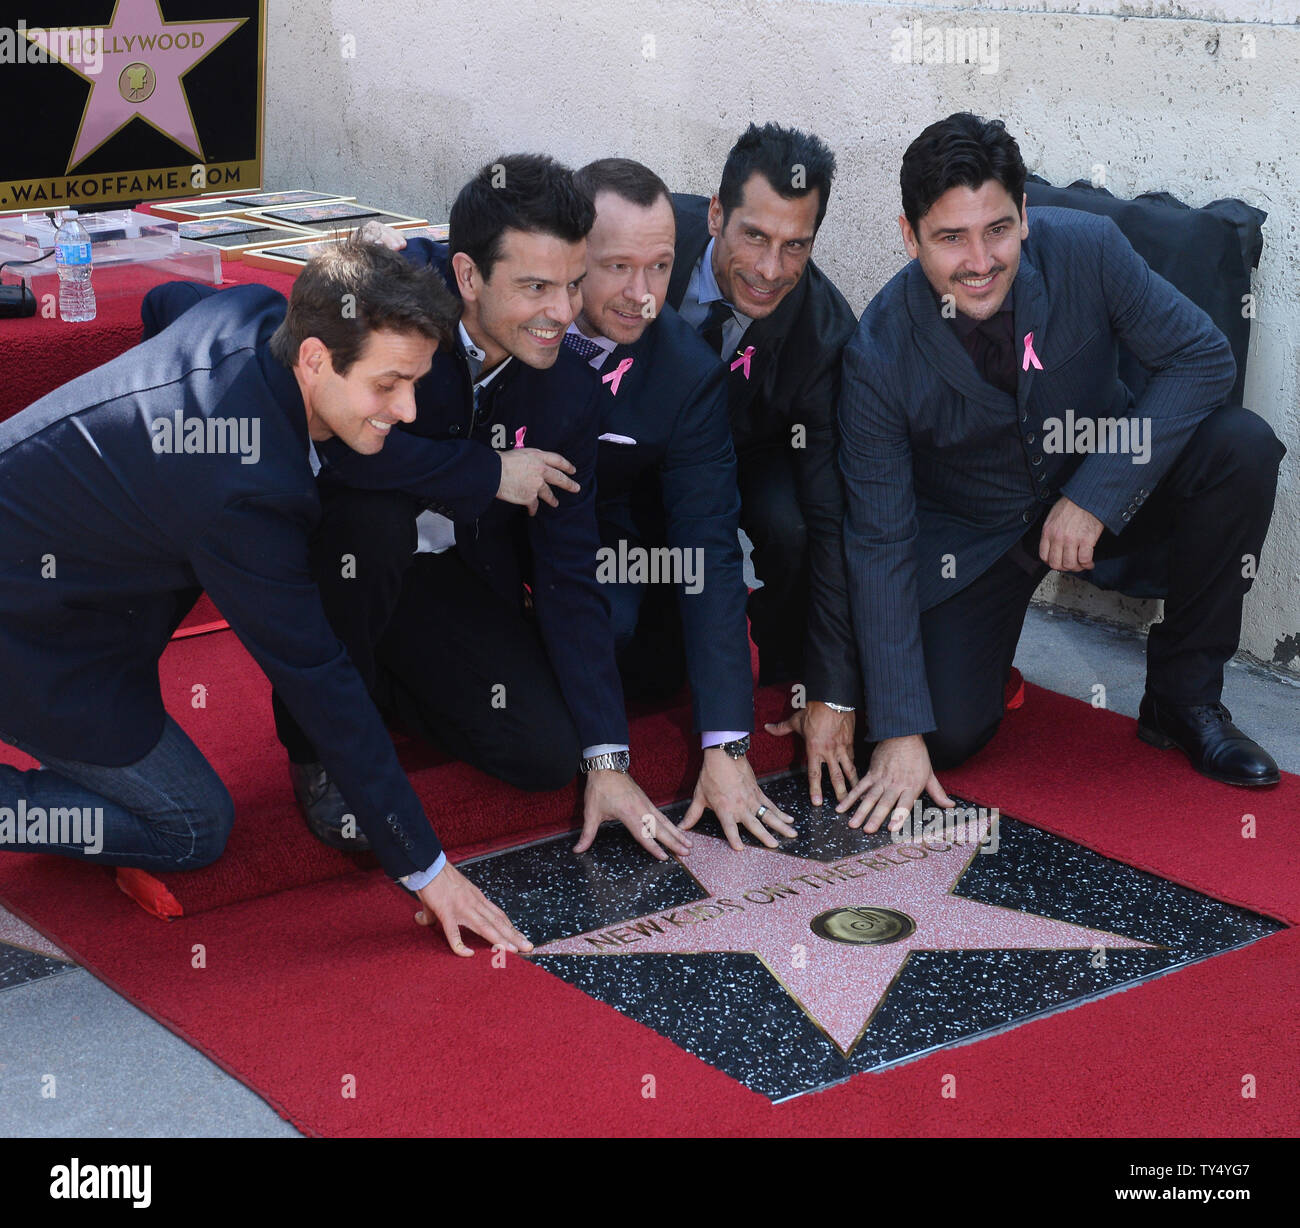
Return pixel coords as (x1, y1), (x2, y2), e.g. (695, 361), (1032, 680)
(755, 804), (769, 820)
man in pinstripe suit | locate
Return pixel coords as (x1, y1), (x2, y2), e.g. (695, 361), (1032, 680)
(835, 113), (1284, 833)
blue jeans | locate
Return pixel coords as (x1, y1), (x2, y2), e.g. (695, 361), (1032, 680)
(0, 716), (234, 870)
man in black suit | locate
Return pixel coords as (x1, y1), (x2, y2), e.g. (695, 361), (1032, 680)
(835, 113), (1284, 836)
(270, 155), (696, 861)
(565, 157), (795, 850)
(668, 123), (860, 808)
(0, 240), (530, 956)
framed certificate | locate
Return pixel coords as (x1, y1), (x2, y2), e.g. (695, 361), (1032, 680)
(179, 217), (315, 261)
(395, 223), (450, 243)
(240, 236), (345, 272)
(249, 203), (427, 235)
(223, 190), (354, 209)
(150, 198), (255, 221)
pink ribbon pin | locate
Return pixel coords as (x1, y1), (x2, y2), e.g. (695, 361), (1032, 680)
(602, 356), (634, 396)
(514, 426), (527, 448)
(731, 345), (755, 379)
(1022, 332), (1043, 371)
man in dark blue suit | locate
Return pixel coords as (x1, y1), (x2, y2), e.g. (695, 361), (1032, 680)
(268, 155), (698, 861)
(836, 113), (1285, 835)
(668, 123), (861, 809)
(0, 239), (530, 956)
(565, 157), (794, 850)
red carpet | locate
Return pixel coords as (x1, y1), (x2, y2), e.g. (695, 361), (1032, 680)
(0, 263), (298, 425)
(0, 626), (1295, 1136)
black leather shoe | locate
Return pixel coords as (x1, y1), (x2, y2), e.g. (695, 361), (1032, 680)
(1137, 694), (1280, 787)
(288, 761), (372, 850)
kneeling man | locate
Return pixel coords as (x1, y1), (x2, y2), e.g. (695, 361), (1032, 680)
(837, 112), (1285, 833)
(0, 239), (530, 956)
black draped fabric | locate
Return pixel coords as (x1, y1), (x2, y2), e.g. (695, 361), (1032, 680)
(1024, 177), (1264, 408)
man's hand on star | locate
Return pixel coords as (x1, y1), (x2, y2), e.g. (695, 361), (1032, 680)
(836, 734), (955, 834)
(681, 748), (797, 851)
(414, 862), (533, 957)
(576, 769), (692, 861)
(765, 701), (858, 806)
(1040, 495), (1105, 572)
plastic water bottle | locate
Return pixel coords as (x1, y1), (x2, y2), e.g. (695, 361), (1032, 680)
(54, 209), (96, 322)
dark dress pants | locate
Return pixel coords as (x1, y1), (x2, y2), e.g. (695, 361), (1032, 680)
(273, 487), (580, 791)
(736, 445), (809, 685)
(920, 405), (1284, 769)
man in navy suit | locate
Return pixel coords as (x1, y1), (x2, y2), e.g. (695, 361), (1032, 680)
(0, 239), (531, 956)
(668, 123), (861, 809)
(836, 113), (1285, 835)
(565, 157), (795, 850)
(268, 155), (699, 862)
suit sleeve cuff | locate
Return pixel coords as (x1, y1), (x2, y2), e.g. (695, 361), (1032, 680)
(400, 852), (446, 892)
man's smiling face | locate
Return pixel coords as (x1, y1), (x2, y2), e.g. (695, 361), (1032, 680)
(454, 227), (587, 371)
(900, 180), (1028, 320)
(577, 189), (675, 346)
(300, 328), (435, 451)
(708, 172), (819, 320)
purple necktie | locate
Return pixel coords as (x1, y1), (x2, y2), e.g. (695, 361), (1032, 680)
(563, 331), (603, 361)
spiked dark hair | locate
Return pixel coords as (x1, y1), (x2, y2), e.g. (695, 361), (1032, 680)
(717, 122), (837, 231)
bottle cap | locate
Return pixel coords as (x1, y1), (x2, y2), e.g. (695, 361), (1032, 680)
(62, 209), (79, 219)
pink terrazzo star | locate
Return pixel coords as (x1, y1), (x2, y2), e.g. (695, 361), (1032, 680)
(533, 827), (1156, 1055)
(32, 0), (245, 171)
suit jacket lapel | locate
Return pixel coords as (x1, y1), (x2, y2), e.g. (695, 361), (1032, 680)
(600, 330), (654, 426)
(725, 309), (779, 419)
(904, 264), (1016, 413)
(669, 197), (710, 307)
(1011, 248), (1048, 412)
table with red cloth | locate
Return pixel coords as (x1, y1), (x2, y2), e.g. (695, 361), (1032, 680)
(0, 260), (298, 425)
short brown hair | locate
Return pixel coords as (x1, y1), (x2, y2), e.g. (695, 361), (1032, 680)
(269, 234), (460, 374)
(574, 158), (672, 211)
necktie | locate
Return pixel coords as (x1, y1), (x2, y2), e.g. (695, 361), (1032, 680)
(563, 331), (604, 362)
(700, 299), (731, 357)
(963, 314), (1018, 396)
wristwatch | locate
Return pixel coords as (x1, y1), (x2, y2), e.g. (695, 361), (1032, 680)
(718, 735), (750, 760)
(580, 749), (631, 774)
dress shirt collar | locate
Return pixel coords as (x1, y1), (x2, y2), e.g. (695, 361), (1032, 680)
(697, 237), (726, 306)
(458, 320), (512, 389)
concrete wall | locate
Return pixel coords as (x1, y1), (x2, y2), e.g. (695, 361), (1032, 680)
(264, 0), (1300, 676)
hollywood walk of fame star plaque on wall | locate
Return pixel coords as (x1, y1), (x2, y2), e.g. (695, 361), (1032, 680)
(0, 1), (265, 213)
(460, 773), (1282, 1102)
